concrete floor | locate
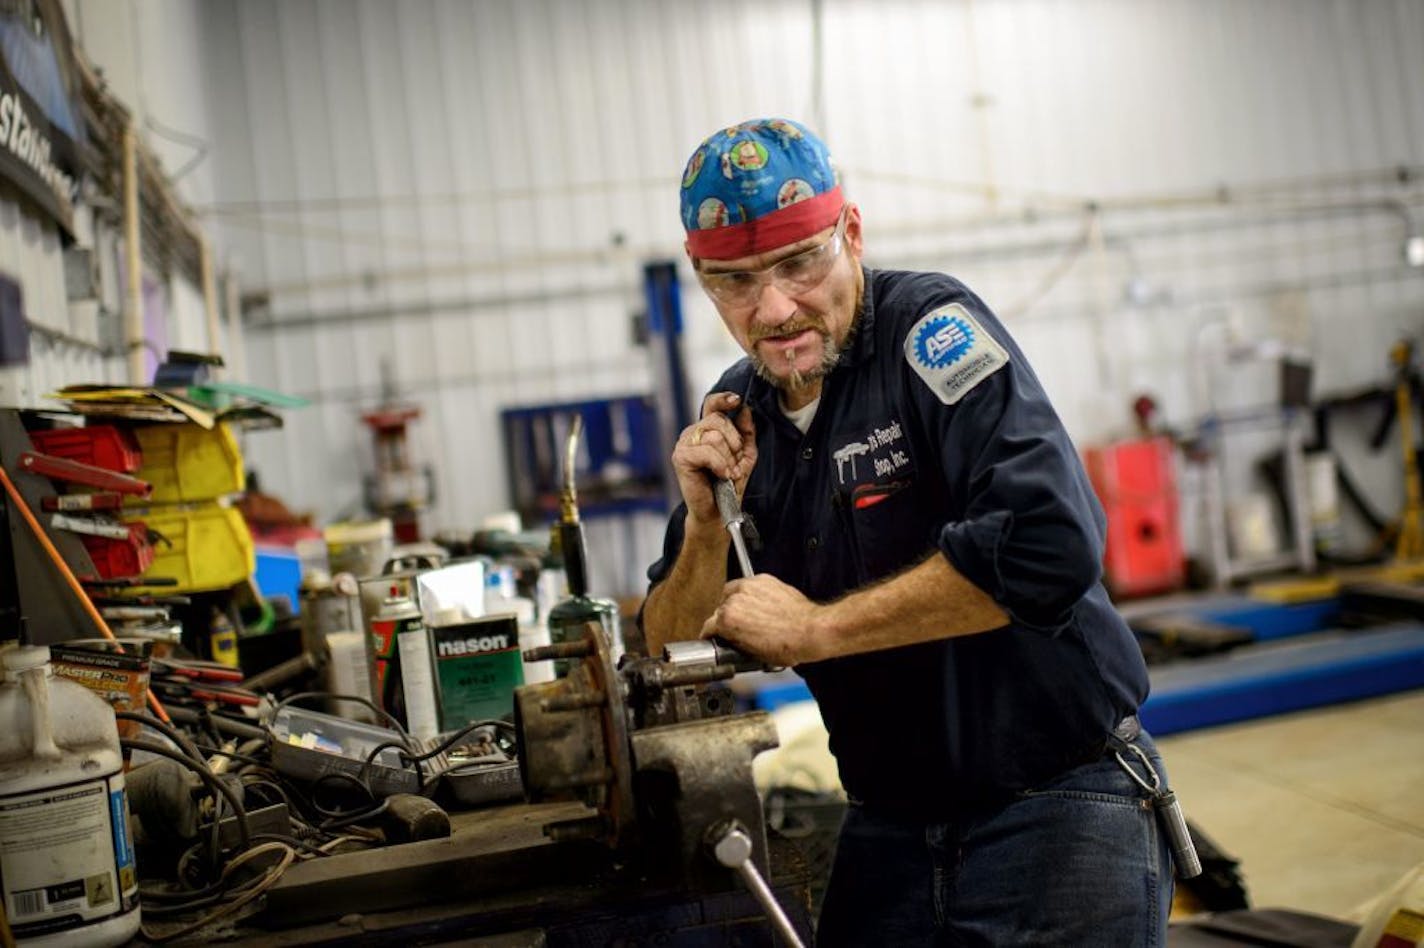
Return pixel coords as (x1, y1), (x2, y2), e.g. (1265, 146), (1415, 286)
(1155, 688), (1424, 922)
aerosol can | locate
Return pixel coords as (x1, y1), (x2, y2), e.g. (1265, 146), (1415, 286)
(376, 586), (440, 741)
(545, 415), (622, 677)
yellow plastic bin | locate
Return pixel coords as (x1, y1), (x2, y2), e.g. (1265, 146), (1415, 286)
(129, 423), (246, 503)
(126, 503), (255, 593)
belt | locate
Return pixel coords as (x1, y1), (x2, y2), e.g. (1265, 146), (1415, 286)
(1110, 713), (1142, 746)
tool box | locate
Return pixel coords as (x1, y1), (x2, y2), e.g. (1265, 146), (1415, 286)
(78, 522), (156, 580)
(129, 422), (245, 503)
(269, 705), (440, 798)
(122, 503), (254, 592)
(27, 425), (143, 473)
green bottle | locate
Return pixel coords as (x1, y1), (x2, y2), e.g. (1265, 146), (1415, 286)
(545, 519), (621, 678)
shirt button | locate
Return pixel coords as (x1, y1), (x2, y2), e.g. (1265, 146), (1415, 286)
(801, 447), (813, 461)
(806, 536), (819, 552)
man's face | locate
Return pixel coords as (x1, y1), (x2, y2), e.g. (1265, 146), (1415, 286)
(693, 205), (865, 393)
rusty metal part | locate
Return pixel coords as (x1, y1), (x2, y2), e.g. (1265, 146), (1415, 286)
(621, 655), (737, 728)
(620, 639), (763, 728)
(516, 622), (636, 850)
(241, 650), (324, 693)
(632, 712), (780, 884)
(518, 622), (781, 887)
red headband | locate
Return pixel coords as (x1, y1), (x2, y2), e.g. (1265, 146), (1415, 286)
(686, 187), (844, 260)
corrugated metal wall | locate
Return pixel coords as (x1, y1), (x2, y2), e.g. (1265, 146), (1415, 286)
(0, 184), (83, 406)
(0, 1), (223, 411)
(200, 0), (1424, 592)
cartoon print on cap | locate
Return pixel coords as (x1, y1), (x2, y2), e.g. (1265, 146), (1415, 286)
(766, 119), (804, 142)
(680, 117), (841, 255)
(697, 198), (730, 229)
(682, 148), (706, 189)
(777, 178), (814, 207)
(729, 140), (769, 173)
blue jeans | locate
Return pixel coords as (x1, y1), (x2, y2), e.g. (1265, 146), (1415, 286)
(816, 732), (1174, 947)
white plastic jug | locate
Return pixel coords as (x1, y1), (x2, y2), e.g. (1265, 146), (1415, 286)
(0, 645), (140, 946)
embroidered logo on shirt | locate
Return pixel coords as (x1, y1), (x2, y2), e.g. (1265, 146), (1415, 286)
(904, 304), (1009, 405)
(832, 441), (869, 484)
(832, 420), (909, 487)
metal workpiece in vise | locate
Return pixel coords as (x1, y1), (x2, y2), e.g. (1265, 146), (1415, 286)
(516, 623), (780, 890)
(622, 638), (764, 728)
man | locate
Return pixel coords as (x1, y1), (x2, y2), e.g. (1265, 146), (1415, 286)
(640, 118), (1177, 946)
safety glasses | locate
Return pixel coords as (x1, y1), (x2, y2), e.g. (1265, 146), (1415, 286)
(696, 207), (848, 307)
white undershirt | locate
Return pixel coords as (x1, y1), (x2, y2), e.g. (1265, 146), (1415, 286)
(780, 395), (821, 434)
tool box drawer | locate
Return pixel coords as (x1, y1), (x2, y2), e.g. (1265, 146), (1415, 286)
(28, 426), (142, 473)
(80, 522), (155, 579)
(126, 503), (255, 593)
(129, 423), (245, 503)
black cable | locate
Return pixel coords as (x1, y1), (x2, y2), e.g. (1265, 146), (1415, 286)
(308, 771), (377, 812)
(308, 771), (388, 831)
(116, 711), (205, 762)
(410, 719), (516, 763)
(318, 799), (390, 831)
(122, 739), (252, 852)
(171, 838), (219, 894)
(238, 774), (330, 837)
(361, 720), (518, 792)
(360, 739), (426, 789)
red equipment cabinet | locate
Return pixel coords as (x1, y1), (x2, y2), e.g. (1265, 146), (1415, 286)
(1083, 436), (1185, 599)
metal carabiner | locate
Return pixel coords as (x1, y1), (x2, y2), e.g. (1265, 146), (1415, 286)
(1112, 740), (1163, 797)
(1113, 740), (1202, 879)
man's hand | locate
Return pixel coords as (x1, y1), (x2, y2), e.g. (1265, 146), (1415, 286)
(672, 391), (757, 528)
(701, 574), (826, 667)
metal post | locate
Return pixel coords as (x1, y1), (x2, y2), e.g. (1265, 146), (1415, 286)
(121, 124), (146, 385)
(644, 261), (693, 510)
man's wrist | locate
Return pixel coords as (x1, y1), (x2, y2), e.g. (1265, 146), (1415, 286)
(684, 516), (731, 547)
(800, 601), (841, 664)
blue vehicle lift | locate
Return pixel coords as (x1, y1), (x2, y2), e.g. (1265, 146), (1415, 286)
(745, 594), (1424, 735)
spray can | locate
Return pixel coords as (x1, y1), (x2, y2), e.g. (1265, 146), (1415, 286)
(378, 586), (440, 742)
(208, 607), (239, 668)
(301, 571), (377, 720)
(0, 645), (141, 946)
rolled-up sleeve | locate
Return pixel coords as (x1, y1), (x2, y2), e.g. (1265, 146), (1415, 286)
(919, 297), (1106, 634)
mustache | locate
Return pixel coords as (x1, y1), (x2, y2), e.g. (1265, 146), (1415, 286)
(748, 316), (828, 345)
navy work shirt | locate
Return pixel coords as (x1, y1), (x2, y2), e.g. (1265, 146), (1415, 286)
(644, 268), (1150, 821)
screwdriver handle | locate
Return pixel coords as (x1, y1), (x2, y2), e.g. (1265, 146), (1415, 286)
(714, 478), (742, 526)
(714, 480), (755, 577)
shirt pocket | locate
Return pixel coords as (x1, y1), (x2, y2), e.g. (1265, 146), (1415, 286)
(845, 479), (926, 580)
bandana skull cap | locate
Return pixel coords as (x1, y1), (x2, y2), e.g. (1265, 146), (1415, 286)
(680, 118), (843, 260)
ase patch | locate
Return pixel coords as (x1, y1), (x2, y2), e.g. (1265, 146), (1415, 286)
(904, 303), (1009, 405)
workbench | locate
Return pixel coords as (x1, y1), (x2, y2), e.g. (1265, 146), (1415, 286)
(140, 801), (815, 946)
